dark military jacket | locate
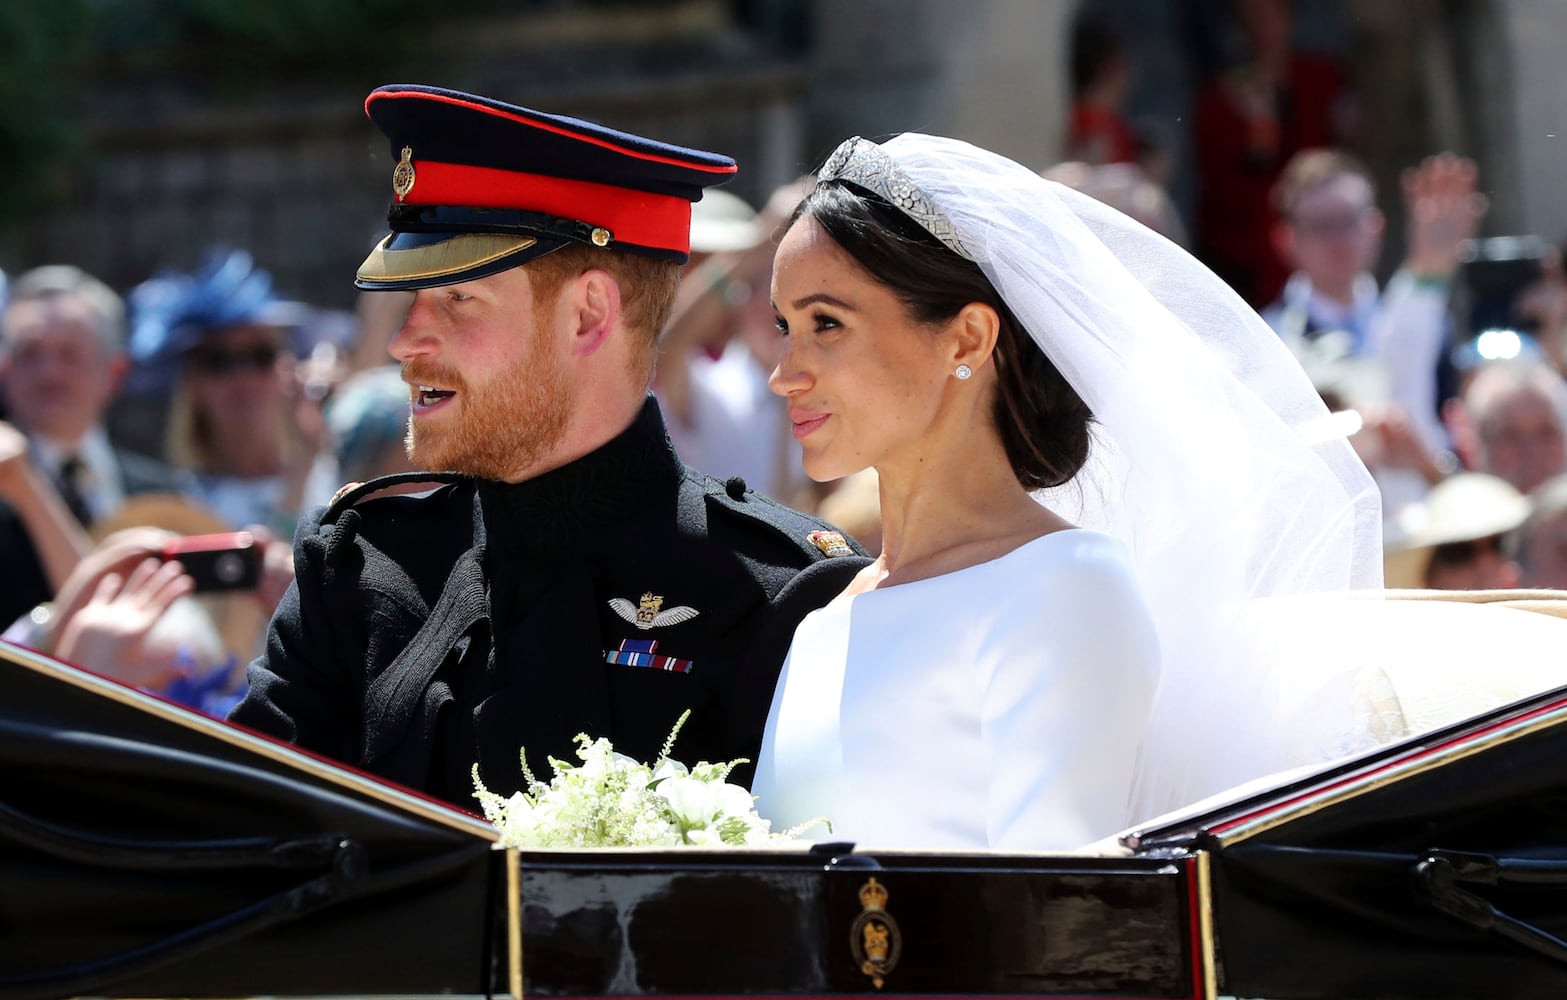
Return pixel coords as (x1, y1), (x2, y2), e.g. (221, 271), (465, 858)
(229, 398), (868, 810)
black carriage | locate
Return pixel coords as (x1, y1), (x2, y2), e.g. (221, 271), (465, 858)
(5, 636), (1567, 999)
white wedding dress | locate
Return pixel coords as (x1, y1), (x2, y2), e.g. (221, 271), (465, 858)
(752, 529), (1159, 852)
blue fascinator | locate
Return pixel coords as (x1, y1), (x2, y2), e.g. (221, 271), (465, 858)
(126, 248), (298, 393)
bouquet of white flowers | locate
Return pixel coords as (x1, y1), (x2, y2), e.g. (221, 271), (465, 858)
(472, 710), (825, 848)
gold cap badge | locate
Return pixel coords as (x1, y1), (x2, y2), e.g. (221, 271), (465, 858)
(392, 146), (417, 202)
(808, 530), (854, 558)
(590, 227), (612, 247)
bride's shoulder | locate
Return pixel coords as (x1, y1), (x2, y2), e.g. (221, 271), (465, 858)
(1010, 526), (1130, 569)
(1001, 528), (1146, 605)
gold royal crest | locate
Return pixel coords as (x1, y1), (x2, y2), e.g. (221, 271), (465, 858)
(848, 876), (901, 989)
(392, 146), (417, 201)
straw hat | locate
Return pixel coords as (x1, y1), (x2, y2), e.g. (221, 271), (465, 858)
(688, 189), (764, 254)
(88, 492), (229, 544)
(1383, 473), (1531, 588)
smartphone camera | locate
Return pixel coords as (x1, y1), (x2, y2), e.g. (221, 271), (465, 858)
(160, 532), (264, 593)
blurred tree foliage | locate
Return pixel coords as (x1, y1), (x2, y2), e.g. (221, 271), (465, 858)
(0, 0), (505, 218)
(0, 1), (93, 214)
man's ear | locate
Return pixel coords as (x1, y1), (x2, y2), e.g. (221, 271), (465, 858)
(571, 269), (622, 357)
(950, 302), (1000, 375)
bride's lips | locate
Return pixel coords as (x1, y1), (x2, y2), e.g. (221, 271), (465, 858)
(789, 407), (830, 440)
(410, 382), (458, 415)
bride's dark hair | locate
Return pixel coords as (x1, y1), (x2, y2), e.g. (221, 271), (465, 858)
(791, 180), (1093, 490)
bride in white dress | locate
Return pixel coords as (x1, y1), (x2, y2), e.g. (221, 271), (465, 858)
(750, 133), (1390, 850)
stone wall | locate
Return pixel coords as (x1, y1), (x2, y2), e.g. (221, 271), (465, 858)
(0, 0), (807, 312)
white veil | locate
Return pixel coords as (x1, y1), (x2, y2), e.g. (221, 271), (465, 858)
(818, 133), (1387, 822)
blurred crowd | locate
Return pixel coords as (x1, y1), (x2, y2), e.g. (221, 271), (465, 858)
(0, 250), (418, 715)
(5, 0), (1567, 709)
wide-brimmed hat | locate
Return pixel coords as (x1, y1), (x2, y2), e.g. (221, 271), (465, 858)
(1384, 472), (1531, 588)
(688, 189), (764, 254)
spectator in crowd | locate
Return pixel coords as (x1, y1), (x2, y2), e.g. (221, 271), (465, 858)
(323, 363), (421, 488)
(1447, 359), (1567, 496)
(1, 265), (190, 530)
(1289, 341), (1447, 519)
(1040, 160), (1188, 247)
(1383, 472), (1529, 591)
(1063, 10), (1138, 169)
(1448, 326), (1547, 400)
(1512, 248), (1567, 377)
(0, 419), (90, 628)
(126, 248), (339, 536)
(656, 184), (813, 506)
(4, 524), (244, 716)
(1194, 0), (1350, 306)
(83, 490), (294, 670)
(1262, 149), (1482, 522)
(1514, 474), (1567, 590)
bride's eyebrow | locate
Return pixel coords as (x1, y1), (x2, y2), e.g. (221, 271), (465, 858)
(789, 292), (856, 311)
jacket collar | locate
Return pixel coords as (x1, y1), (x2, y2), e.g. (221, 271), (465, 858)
(475, 395), (683, 555)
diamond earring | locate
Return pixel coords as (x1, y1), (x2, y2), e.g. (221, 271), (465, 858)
(955, 364), (973, 380)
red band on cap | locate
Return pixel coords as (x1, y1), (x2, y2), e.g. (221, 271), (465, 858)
(368, 90), (738, 176)
(405, 161), (694, 254)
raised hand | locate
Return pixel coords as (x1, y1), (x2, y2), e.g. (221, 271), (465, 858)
(1401, 152), (1487, 280)
(53, 557), (195, 689)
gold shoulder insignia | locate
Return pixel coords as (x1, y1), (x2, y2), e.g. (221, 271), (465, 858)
(331, 481), (364, 507)
(808, 530), (854, 558)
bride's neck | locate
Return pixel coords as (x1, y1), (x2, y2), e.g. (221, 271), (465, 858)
(873, 434), (1054, 587)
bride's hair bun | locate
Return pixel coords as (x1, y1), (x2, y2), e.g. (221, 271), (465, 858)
(791, 181), (1093, 490)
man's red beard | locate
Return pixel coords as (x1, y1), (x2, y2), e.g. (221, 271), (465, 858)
(401, 335), (572, 481)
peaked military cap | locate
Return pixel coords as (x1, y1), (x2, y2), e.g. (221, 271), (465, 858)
(355, 84), (739, 291)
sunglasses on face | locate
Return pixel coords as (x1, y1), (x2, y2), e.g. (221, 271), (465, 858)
(1428, 534), (1506, 568)
(189, 344), (280, 375)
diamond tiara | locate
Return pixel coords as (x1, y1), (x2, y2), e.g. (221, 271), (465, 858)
(817, 136), (972, 260)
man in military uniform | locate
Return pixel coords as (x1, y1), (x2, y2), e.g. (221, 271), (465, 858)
(229, 85), (868, 809)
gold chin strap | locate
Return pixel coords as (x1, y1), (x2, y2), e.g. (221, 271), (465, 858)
(355, 232), (538, 284)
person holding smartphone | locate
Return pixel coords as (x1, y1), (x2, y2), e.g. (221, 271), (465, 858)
(4, 527), (247, 716)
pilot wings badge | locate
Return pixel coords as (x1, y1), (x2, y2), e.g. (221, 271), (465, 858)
(609, 592), (700, 630)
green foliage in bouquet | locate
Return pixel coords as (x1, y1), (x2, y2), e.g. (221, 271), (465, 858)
(472, 710), (826, 849)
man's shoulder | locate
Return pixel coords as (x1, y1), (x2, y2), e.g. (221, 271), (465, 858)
(690, 472), (869, 568)
(302, 473), (476, 561)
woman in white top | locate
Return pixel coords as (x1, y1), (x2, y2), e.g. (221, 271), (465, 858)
(752, 133), (1389, 849)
